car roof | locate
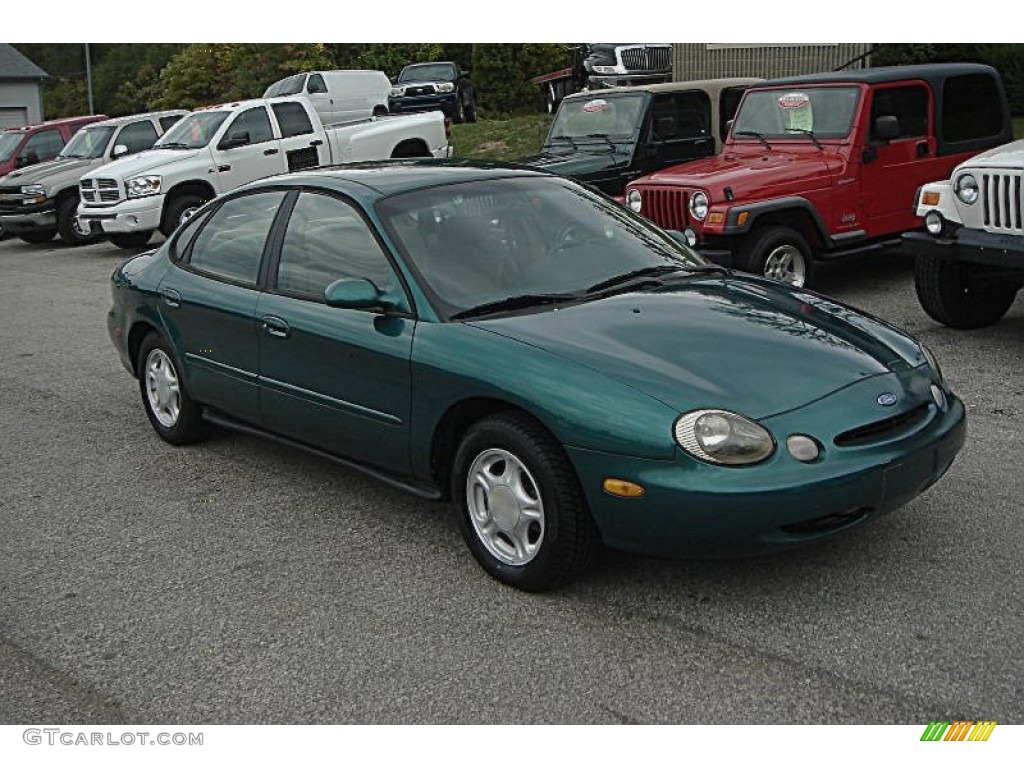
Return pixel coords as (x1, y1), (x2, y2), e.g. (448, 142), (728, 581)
(1, 114), (107, 133)
(83, 110), (189, 129)
(248, 159), (550, 199)
(758, 63), (999, 88)
(563, 77), (764, 100)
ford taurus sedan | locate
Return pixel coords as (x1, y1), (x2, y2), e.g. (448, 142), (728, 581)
(107, 162), (966, 591)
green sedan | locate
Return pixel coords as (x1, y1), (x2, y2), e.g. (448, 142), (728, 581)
(107, 162), (966, 591)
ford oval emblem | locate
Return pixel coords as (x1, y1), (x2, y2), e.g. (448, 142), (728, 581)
(877, 392), (898, 407)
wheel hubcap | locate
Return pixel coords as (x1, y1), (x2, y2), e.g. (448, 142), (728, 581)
(763, 244), (807, 287)
(178, 207), (199, 227)
(145, 349), (181, 428)
(466, 449), (545, 566)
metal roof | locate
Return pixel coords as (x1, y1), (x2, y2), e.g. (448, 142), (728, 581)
(0, 44), (48, 80)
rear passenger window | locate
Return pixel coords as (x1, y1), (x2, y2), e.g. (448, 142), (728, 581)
(307, 74), (328, 94)
(275, 192), (397, 299)
(271, 102), (314, 138)
(943, 74), (1003, 143)
(719, 87), (747, 142)
(650, 92), (711, 142)
(188, 191), (286, 286)
(871, 86), (929, 140)
(116, 120), (159, 154)
(159, 114), (183, 132)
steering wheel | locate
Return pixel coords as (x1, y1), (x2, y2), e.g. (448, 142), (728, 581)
(548, 223), (606, 258)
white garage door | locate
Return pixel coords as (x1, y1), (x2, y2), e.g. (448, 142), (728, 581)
(0, 108), (29, 128)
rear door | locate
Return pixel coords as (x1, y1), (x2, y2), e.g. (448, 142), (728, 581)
(211, 106), (285, 191)
(270, 101), (323, 171)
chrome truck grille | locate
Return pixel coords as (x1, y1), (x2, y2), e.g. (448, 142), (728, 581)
(981, 171), (1023, 234)
(80, 178), (121, 204)
(640, 187), (690, 230)
(619, 46), (671, 73)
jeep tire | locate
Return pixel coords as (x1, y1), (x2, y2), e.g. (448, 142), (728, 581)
(914, 253), (1019, 329)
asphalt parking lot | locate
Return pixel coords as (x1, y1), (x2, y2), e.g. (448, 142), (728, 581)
(1, 233), (1022, 725)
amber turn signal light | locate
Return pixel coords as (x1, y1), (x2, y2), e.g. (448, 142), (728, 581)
(922, 191), (940, 206)
(603, 478), (645, 498)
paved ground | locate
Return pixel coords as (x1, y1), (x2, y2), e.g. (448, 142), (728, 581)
(1, 234), (1022, 724)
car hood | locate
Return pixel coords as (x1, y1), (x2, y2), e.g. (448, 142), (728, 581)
(960, 138), (1024, 171)
(470, 278), (923, 419)
(2, 156), (101, 186)
(636, 147), (834, 197)
(86, 147), (206, 180)
(520, 148), (629, 179)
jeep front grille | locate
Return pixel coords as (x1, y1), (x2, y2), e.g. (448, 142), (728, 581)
(619, 46), (671, 73)
(981, 171), (1023, 234)
(640, 187), (690, 231)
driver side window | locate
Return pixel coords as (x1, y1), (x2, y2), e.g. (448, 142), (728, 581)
(221, 107), (274, 147)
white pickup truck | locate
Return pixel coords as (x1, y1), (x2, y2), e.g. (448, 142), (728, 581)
(77, 95), (451, 248)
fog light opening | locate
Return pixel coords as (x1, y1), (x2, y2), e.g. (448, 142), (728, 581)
(924, 211), (944, 235)
(786, 434), (820, 463)
(682, 228), (698, 247)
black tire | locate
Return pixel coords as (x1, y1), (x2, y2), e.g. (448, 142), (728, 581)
(161, 193), (206, 238)
(914, 252), (1018, 329)
(56, 194), (101, 246)
(136, 333), (207, 445)
(739, 225), (815, 288)
(109, 231), (153, 249)
(463, 93), (477, 123)
(452, 98), (466, 124)
(451, 411), (601, 591)
(18, 229), (56, 244)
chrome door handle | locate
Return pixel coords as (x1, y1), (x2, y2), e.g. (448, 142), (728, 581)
(160, 288), (181, 308)
(261, 315), (290, 338)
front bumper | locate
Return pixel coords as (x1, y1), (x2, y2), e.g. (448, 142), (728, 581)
(903, 229), (1024, 269)
(588, 73), (671, 88)
(389, 93), (458, 116)
(79, 195), (163, 235)
(568, 380), (966, 558)
(0, 203), (56, 233)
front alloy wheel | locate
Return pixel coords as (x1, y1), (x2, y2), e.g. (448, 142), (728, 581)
(466, 448), (545, 566)
(762, 243), (808, 286)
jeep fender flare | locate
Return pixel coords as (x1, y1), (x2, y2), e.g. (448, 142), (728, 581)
(722, 197), (836, 249)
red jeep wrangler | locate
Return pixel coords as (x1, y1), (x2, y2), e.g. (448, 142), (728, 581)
(624, 64), (1012, 287)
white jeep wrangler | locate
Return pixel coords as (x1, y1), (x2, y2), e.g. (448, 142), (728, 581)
(905, 139), (1024, 328)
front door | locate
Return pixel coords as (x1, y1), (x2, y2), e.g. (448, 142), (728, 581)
(639, 91), (716, 175)
(158, 190), (288, 424)
(212, 106), (285, 191)
(257, 190), (415, 472)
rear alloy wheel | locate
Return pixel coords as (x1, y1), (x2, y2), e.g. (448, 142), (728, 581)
(740, 225), (814, 288)
(18, 229), (56, 244)
(452, 412), (601, 591)
(110, 231), (153, 249)
(914, 252), (1019, 329)
(57, 194), (101, 246)
(137, 333), (207, 445)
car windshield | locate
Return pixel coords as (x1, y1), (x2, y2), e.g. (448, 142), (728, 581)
(156, 111), (231, 149)
(0, 132), (24, 162)
(377, 176), (705, 319)
(265, 74), (305, 97)
(548, 93), (645, 142)
(399, 64), (457, 83)
(731, 86), (861, 140)
(60, 125), (116, 159)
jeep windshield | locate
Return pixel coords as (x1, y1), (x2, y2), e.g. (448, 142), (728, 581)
(548, 94), (645, 146)
(60, 125), (116, 159)
(0, 132), (24, 162)
(398, 63), (457, 83)
(156, 111), (231, 149)
(732, 86), (861, 140)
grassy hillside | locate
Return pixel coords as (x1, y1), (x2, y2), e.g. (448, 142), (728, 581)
(451, 115), (554, 162)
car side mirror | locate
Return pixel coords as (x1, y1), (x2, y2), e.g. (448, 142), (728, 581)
(874, 115), (900, 142)
(325, 278), (393, 310)
(15, 152), (39, 168)
(111, 143), (129, 158)
(219, 131), (250, 150)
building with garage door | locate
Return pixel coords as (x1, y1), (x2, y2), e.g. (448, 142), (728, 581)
(0, 44), (47, 127)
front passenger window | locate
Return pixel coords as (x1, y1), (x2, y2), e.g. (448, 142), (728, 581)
(187, 191), (286, 285)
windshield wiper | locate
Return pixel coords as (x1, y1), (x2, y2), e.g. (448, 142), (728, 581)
(584, 133), (619, 150)
(784, 128), (823, 150)
(450, 292), (581, 321)
(585, 264), (731, 296)
(549, 134), (579, 151)
(734, 130), (772, 150)
(60, 154), (85, 159)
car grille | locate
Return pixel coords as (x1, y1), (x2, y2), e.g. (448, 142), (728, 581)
(833, 403), (930, 447)
(405, 85), (436, 97)
(981, 171), (1023, 234)
(639, 187), (690, 230)
(619, 46), (671, 73)
(80, 178), (121, 204)
(0, 185), (26, 214)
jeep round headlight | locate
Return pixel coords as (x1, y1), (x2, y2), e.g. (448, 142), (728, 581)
(955, 173), (978, 205)
(674, 409), (775, 466)
(626, 189), (642, 213)
(689, 191), (709, 221)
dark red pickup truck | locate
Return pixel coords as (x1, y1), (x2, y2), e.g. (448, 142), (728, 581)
(624, 64), (1012, 287)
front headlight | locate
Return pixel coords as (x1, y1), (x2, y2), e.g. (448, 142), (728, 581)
(954, 173), (978, 205)
(689, 191), (709, 221)
(125, 175), (162, 199)
(21, 184), (48, 203)
(626, 189), (642, 213)
(920, 344), (944, 385)
(674, 409), (775, 466)
(390, 86), (404, 97)
(435, 82), (455, 94)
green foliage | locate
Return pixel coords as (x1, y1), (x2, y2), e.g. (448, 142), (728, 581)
(92, 45), (185, 115)
(330, 43), (445, 78)
(471, 44), (568, 115)
(451, 114), (553, 161)
(42, 79), (89, 118)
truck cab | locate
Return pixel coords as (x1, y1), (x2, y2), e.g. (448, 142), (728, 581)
(523, 79), (759, 198)
(624, 64), (1012, 287)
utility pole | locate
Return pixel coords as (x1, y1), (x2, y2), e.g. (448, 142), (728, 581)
(84, 43), (94, 114)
